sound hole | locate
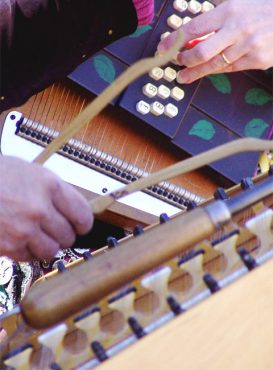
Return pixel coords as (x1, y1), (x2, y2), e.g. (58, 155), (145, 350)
(168, 272), (193, 295)
(100, 310), (125, 335)
(30, 346), (54, 368)
(204, 254), (227, 275)
(134, 291), (160, 315)
(63, 329), (88, 354)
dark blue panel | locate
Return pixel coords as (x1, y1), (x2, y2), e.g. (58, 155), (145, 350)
(244, 68), (273, 93)
(172, 107), (260, 183)
(192, 73), (273, 138)
(119, 0), (203, 138)
(67, 0), (273, 185)
(105, 0), (167, 65)
(120, 73), (199, 138)
(68, 51), (128, 104)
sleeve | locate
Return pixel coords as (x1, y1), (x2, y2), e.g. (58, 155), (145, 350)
(0, 0), (138, 111)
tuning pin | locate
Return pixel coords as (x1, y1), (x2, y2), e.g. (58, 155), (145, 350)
(152, 186), (159, 193)
(214, 187), (228, 200)
(50, 363), (62, 370)
(91, 341), (108, 362)
(159, 213), (170, 224)
(82, 251), (93, 260)
(167, 296), (185, 316)
(128, 316), (146, 339)
(237, 247), (258, 271)
(56, 261), (66, 273)
(133, 225), (144, 236)
(185, 200), (197, 211)
(107, 236), (118, 248)
(240, 177), (254, 190)
(203, 273), (220, 293)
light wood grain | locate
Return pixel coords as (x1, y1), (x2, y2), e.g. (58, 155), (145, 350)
(99, 258), (273, 370)
(21, 207), (219, 329)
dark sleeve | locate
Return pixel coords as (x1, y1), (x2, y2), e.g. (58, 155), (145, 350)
(0, 0), (138, 111)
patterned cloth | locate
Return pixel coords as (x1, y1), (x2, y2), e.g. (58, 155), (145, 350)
(0, 247), (92, 317)
(0, 219), (125, 316)
(132, 0), (154, 25)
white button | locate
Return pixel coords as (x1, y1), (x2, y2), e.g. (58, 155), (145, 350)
(182, 16), (192, 24)
(142, 83), (158, 98)
(157, 85), (171, 99)
(201, 1), (214, 12)
(150, 101), (165, 116)
(136, 100), (150, 115)
(171, 86), (185, 101)
(188, 0), (202, 14)
(167, 14), (183, 30)
(164, 67), (177, 82)
(164, 103), (179, 118)
(161, 31), (171, 41)
(173, 0), (188, 12)
(149, 67), (164, 81)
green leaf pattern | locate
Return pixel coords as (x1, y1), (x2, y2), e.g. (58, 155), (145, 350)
(130, 25), (152, 38)
(189, 120), (216, 141)
(93, 54), (116, 84)
(245, 88), (273, 106)
(207, 74), (232, 94)
(244, 118), (269, 138)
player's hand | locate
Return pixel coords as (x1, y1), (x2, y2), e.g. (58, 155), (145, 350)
(0, 156), (93, 261)
(157, 0), (273, 84)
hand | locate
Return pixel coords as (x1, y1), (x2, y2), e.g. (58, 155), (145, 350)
(158, 0), (273, 84)
(0, 156), (93, 261)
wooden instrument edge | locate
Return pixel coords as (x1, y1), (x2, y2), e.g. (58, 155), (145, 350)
(98, 256), (273, 370)
(21, 204), (228, 329)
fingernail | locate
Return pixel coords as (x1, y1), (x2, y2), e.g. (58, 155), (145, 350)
(176, 72), (189, 84)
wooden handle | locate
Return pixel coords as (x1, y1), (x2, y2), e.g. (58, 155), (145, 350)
(21, 204), (229, 329)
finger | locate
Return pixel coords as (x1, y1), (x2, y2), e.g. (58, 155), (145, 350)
(182, 5), (224, 39)
(177, 51), (254, 84)
(0, 241), (34, 262)
(177, 29), (234, 67)
(157, 30), (187, 53)
(224, 54), (256, 73)
(158, 6), (224, 54)
(41, 204), (76, 248)
(52, 181), (93, 235)
(177, 53), (231, 83)
(27, 231), (60, 261)
(211, 0), (226, 5)
(7, 250), (34, 262)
